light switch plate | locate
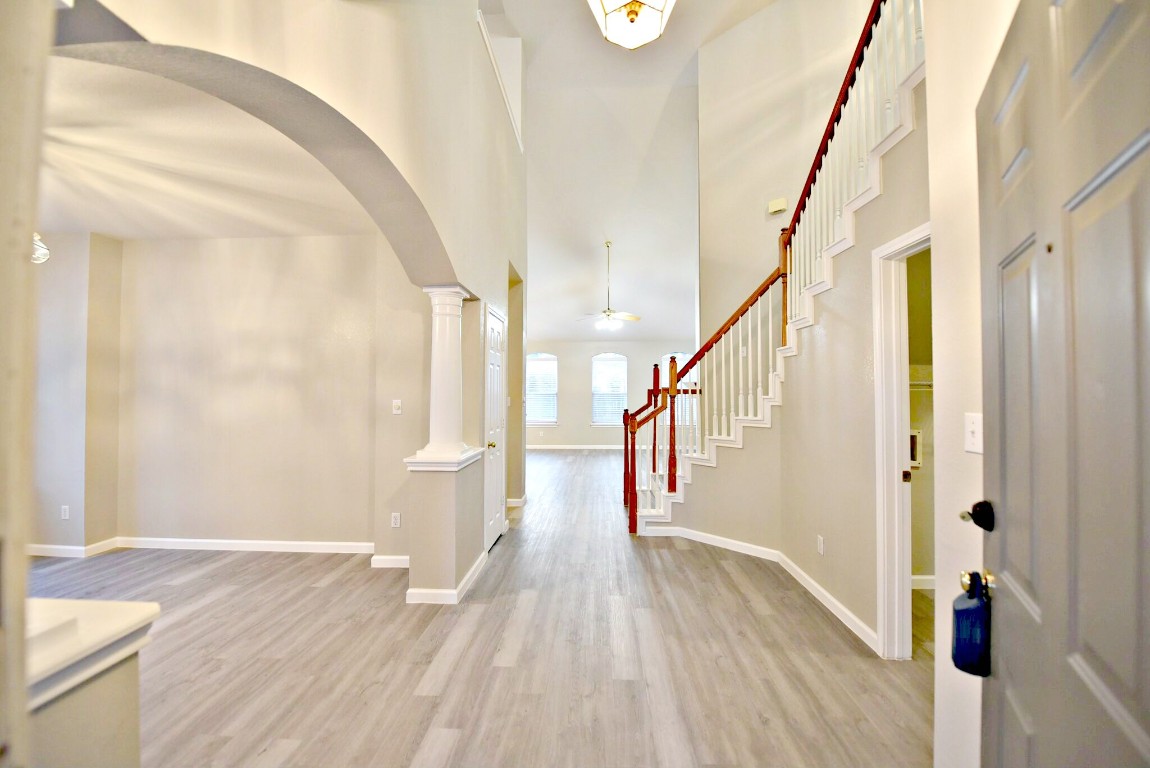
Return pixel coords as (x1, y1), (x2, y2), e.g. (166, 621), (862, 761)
(392, 400), (402, 415)
(964, 413), (983, 454)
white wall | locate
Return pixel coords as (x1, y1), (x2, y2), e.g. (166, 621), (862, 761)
(99, 0), (527, 309)
(922, 1), (1020, 765)
(698, 0), (870, 333)
(525, 338), (694, 447)
(32, 233), (90, 547)
(84, 234), (123, 546)
(117, 234), (428, 546)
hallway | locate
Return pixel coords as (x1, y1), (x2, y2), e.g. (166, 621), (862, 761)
(30, 450), (932, 767)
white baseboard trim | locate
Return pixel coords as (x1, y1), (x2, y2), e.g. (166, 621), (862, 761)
(778, 554), (881, 656)
(912, 575), (935, 591)
(526, 445), (622, 450)
(507, 498), (525, 508)
(642, 526), (781, 562)
(28, 537), (121, 559)
(371, 555), (410, 569)
(118, 537), (374, 554)
(406, 550), (489, 605)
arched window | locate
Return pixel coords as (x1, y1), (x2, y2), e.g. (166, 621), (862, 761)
(591, 353), (627, 425)
(526, 353), (559, 424)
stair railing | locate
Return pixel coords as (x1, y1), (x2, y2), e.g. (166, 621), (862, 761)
(623, 0), (923, 534)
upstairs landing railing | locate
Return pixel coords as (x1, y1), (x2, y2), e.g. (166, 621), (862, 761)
(623, 0), (923, 534)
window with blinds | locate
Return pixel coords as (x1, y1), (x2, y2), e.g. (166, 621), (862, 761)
(526, 353), (558, 424)
(591, 353), (627, 425)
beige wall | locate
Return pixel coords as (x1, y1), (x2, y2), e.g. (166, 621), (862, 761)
(506, 277), (525, 501)
(117, 234), (412, 544)
(525, 338), (694, 447)
(84, 234), (122, 545)
(922, 1), (1020, 764)
(32, 233), (90, 548)
(673, 413), (783, 551)
(697, 0), (871, 333)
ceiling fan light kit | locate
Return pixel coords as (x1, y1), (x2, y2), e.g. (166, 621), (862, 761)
(584, 240), (640, 332)
(586, 0), (678, 50)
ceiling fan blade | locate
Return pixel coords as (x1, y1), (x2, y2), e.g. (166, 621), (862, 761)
(612, 312), (641, 322)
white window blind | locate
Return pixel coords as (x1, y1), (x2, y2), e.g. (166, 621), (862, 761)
(591, 353), (627, 425)
(526, 353), (558, 424)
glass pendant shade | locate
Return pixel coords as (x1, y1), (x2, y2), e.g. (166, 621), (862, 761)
(595, 316), (624, 331)
(587, 0), (677, 50)
(31, 233), (50, 264)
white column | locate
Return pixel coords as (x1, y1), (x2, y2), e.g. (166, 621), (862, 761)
(406, 285), (482, 470)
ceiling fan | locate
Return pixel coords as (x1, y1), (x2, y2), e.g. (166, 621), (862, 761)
(582, 240), (640, 331)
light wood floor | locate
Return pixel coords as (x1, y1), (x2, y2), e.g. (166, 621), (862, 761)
(30, 450), (933, 767)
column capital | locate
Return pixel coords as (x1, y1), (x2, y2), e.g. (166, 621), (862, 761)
(421, 284), (471, 301)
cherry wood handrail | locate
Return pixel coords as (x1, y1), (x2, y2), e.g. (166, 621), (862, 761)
(784, 0), (884, 243)
(678, 267), (781, 380)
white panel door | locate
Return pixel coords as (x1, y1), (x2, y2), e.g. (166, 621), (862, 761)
(977, 0), (1150, 764)
(484, 307), (507, 552)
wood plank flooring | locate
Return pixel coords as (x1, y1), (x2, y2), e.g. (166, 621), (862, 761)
(29, 450), (933, 767)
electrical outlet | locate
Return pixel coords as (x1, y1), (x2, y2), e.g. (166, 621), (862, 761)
(61, 505), (70, 520)
(817, 534), (824, 555)
(391, 513), (401, 528)
(392, 400), (402, 415)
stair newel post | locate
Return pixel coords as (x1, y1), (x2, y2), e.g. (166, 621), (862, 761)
(628, 417), (638, 534)
(650, 365), (660, 475)
(668, 357), (678, 493)
(780, 230), (791, 348)
(622, 409), (631, 509)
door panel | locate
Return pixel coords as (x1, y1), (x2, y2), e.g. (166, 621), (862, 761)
(484, 308), (506, 552)
(978, 0), (1150, 764)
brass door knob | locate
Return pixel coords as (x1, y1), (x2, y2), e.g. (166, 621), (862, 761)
(487, 441), (496, 448)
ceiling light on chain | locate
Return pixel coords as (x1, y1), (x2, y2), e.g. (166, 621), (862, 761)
(586, 0), (677, 50)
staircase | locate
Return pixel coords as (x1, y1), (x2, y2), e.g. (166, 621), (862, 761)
(624, 0), (925, 536)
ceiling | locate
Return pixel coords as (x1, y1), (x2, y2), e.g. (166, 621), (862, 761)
(37, 56), (375, 240)
(37, 0), (780, 344)
(495, 0), (779, 342)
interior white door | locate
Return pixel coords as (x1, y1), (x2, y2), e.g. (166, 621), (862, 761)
(977, 0), (1150, 764)
(484, 307), (507, 552)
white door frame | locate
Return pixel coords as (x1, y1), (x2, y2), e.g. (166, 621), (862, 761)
(872, 222), (931, 660)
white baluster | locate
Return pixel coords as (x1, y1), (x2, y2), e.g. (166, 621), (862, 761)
(756, 296), (764, 408)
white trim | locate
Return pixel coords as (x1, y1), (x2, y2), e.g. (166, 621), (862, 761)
(118, 537), (373, 554)
(912, 575), (935, 590)
(405, 446), (485, 472)
(476, 10), (524, 153)
(28, 537), (120, 559)
(371, 555), (410, 569)
(526, 445), (622, 450)
(778, 553), (881, 656)
(406, 551), (488, 605)
(872, 223), (931, 661)
(507, 498), (525, 508)
(641, 526), (780, 562)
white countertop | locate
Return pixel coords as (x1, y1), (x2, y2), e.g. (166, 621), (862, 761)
(26, 598), (161, 711)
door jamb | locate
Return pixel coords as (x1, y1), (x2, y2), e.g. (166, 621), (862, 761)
(872, 222), (931, 660)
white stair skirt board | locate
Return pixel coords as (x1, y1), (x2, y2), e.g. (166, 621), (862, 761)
(371, 555), (410, 569)
(27, 538), (119, 559)
(912, 575), (935, 591)
(407, 551), (488, 605)
(526, 445), (623, 450)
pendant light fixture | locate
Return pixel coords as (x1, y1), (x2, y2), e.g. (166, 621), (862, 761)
(586, 0), (678, 50)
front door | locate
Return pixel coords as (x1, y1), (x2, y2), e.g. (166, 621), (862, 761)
(484, 306), (507, 552)
(977, 0), (1150, 764)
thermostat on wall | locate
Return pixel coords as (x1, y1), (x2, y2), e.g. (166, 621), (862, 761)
(767, 197), (788, 215)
